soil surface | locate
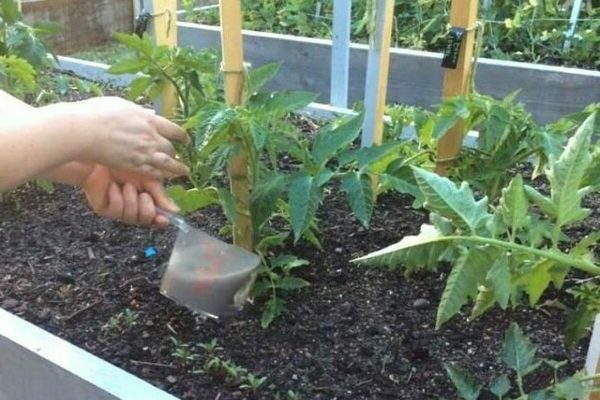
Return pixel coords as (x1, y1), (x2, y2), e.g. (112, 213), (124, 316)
(0, 182), (597, 400)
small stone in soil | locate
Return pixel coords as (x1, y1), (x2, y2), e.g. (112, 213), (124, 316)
(166, 376), (177, 384)
(413, 298), (431, 309)
(103, 255), (116, 265)
(1, 298), (19, 309)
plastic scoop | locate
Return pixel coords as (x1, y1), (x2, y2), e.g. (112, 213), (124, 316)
(156, 207), (261, 318)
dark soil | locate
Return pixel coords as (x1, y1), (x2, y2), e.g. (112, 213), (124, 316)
(0, 182), (596, 400)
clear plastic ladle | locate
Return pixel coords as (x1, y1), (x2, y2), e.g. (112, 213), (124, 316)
(156, 207), (260, 318)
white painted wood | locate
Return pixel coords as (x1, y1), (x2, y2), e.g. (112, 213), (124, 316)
(330, 0), (352, 108)
(0, 308), (178, 400)
(564, 0), (584, 50)
(362, 0), (392, 147)
(586, 314), (600, 379)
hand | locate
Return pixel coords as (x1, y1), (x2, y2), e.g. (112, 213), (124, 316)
(55, 97), (190, 180)
(80, 163), (177, 226)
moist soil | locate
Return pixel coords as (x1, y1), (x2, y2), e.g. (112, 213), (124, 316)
(0, 183), (598, 400)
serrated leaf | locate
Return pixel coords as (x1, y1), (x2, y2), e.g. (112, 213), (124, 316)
(487, 256), (511, 309)
(255, 90), (317, 113)
(270, 255), (309, 270)
(565, 304), (595, 346)
(570, 232), (600, 263)
(471, 286), (496, 320)
(195, 108), (237, 157)
(341, 172), (374, 228)
(127, 76), (153, 100)
(553, 375), (586, 400)
(167, 185), (219, 214)
(248, 62), (281, 92)
(357, 143), (403, 174)
(250, 119), (268, 151)
(413, 167), (492, 234)
(380, 167), (424, 207)
(107, 58), (147, 74)
(312, 113), (364, 166)
(489, 374), (511, 398)
(524, 185), (557, 217)
(288, 174), (322, 242)
(261, 297), (286, 328)
(445, 363), (482, 400)
(250, 172), (285, 228)
(527, 260), (554, 306)
(219, 188), (238, 225)
(353, 224), (450, 272)
(548, 113), (595, 228)
(501, 323), (537, 376)
(500, 174), (528, 234)
(277, 277), (310, 290)
(437, 246), (495, 328)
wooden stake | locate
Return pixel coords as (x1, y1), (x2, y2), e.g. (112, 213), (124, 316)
(143, 0), (178, 117)
(219, 0), (253, 250)
(436, 0), (479, 175)
(361, 0), (395, 148)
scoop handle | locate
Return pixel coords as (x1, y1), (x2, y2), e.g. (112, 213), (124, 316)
(156, 207), (191, 232)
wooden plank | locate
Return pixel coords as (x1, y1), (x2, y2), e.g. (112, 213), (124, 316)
(177, 23), (600, 124)
(143, 0), (178, 117)
(435, 0), (479, 174)
(330, 0), (351, 108)
(361, 0), (395, 148)
(219, 0), (253, 250)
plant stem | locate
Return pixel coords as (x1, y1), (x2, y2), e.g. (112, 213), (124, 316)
(442, 235), (600, 275)
(517, 373), (526, 397)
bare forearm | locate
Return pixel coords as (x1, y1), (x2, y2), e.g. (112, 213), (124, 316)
(0, 90), (92, 188)
(0, 105), (90, 191)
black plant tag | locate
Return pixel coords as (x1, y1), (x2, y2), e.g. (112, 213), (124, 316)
(441, 27), (465, 69)
(135, 11), (152, 38)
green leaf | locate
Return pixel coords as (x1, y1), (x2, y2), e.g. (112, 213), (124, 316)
(553, 375), (586, 400)
(501, 323), (537, 376)
(341, 172), (374, 228)
(470, 286), (496, 320)
(437, 246), (494, 328)
(288, 174), (322, 242)
(524, 185), (557, 218)
(255, 232), (288, 255)
(167, 185), (219, 214)
(113, 32), (153, 58)
(565, 304), (596, 346)
(444, 363), (482, 400)
(250, 172), (285, 228)
(127, 76), (153, 100)
(548, 113), (595, 228)
(249, 120), (268, 151)
(527, 260), (554, 306)
(0, 0), (20, 24)
(357, 143), (403, 174)
(487, 256), (511, 309)
(499, 174), (528, 234)
(195, 108), (237, 157)
(257, 90), (317, 113)
(489, 374), (511, 398)
(380, 167), (424, 207)
(261, 297), (286, 328)
(412, 167), (492, 234)
(107, 58), (147, 74)
(248, 62), (281, 92)
(218, 188), (238, 225)
(276, 277), (310, 290)
(0, 55), (35, 91)
(352, 224), (450, 272)
(312, 113), (364, 166)
(270, 255), (310, 270)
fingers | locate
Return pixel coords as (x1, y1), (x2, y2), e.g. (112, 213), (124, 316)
(142, 180), (179, 213)
(150, 152), (190, 178)
(121, 183), (139, 225)
(150, 115), (190, 144)
(103, 183), (124, 221)
(138, 192), (156, 226)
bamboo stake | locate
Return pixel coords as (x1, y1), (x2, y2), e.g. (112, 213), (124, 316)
(219, 0), (253, 250)
(361, 0), (395, 148)
(144, 0), (178, 117)
(435, 0), (479, 175)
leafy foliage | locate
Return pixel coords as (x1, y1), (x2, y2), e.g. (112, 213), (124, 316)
(446, 323), (590, 399)
(355, 114), (600, 332)
(0, 0), (58, 97)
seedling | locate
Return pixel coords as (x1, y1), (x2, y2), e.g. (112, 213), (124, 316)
(170, 337), (199, 365)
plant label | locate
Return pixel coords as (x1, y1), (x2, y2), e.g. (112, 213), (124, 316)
(441, 27), (465, 69)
